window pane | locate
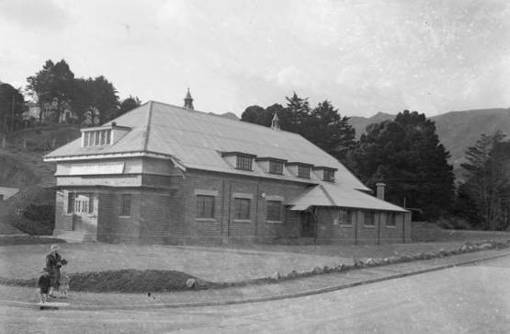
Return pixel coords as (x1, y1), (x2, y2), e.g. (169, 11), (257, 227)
(323, 169), (335, 182)
(266, 200), (282, 221)
(197, 195), (215, 218)
(364, 211), (375, 226)
(387, 212), (396, 226)
(298, 166), (310, 178)
(339, 209), (352, 225)
(234, 198), (251, 220)
(106, 130), (111, 144)
(120, 194), (131, 216)
(269, 161), (283, 175)
(95, 131), (100, 145)
(236, 155), (253, 171)
(100, 131), (105, 145)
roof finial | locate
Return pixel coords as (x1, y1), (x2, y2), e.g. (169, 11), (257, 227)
(184, 88), (194, 111)
(271, 111), (280, 130)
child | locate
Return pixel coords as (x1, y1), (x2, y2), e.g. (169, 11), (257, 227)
(59, 271), (70, 298)
(38, 268), (51, 305)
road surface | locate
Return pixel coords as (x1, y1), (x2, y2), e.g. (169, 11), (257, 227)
(2, 255), (510, 333)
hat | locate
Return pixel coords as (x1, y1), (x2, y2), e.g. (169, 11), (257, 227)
(49, 244), (60, 252)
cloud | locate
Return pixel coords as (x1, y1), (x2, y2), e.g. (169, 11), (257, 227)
(0, 0), (69, 30)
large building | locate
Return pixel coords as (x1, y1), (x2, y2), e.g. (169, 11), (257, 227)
(44, 94), (410, 244)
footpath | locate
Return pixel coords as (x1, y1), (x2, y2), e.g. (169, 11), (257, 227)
(2, 247), (510, 311)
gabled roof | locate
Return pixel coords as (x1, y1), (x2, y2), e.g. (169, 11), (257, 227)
(45, 101), (369, 191)
(288, 183), (408, 212)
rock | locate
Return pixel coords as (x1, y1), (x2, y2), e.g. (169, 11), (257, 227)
(270, 271), (281, 280)
(322, 265), (330, 273)
(186, 278), (196, 288)
(312, 266), (323, 274)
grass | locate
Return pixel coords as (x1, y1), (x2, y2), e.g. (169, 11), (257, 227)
(0, 269), (212, 293)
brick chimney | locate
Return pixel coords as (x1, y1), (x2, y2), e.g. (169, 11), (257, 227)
(376, 182), (386, 200)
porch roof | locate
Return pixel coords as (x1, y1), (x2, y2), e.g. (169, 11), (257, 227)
(288, 183), (408, 213)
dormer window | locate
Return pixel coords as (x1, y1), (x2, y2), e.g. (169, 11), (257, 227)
(83, 129), (111, 147)
(286, 162), (313, 179)
(269, 160), (284, 175)
(313, 166), (337, 182)
(236, 154), (253, 171)
(81, 123), (130, 148)
(297, 165), (311, 179)
(222, 152), (256, 171)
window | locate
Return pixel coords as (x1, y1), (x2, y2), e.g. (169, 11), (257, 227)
(105, 130), (111, 144)
(234, 198), (251, 220)
(120, 194), (132, 217)
(336, 209), (353, 225)
(197, 195), (215, 219)
(0, 194), (3, 201)
(387, 212), (396, 227)
(297, 165), (311, 179)
(269, 160), (284, 175)
(266, 200), (282, 221)
(236, 155), (253, 171)
(67, 193), (75, 214)
(364, 211), (375, 226)
(323, 169), (335, 182)
(83, 129), (112, 147)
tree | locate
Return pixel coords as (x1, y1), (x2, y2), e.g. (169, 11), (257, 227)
(118, 96), (142, 117)
(0, 83), (25, 133)
(457, 131), (510, 230)
(307, 100), (355, 161)
(351, 110), (455, 220)
(26, 59), (75, 122)
(240, 95), (355, 163)
(27, 59), (121, 125)
(240, 105), (271, 126)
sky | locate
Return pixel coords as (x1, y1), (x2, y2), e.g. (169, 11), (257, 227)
(0, 0), (509, 117)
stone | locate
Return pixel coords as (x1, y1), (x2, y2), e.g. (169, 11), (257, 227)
(270, 271), (281, 280)
(186, 278), (196, 288)
(312, 266), (323, 274)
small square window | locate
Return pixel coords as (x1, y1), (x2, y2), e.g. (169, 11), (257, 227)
(269, 160), (284, 175)
(120, 194), (132, 217)
(197, 195), (215, 219)
(236, 155), (253, 171)
(234, 198), (251, 220)
(323, 169), (335, 182)
(298, 165), (311, 179)
(364, 211), (375, 226)
(266, 200), (282, 221)
(336, 209), (353, 225)
(387, 212), (397, 226)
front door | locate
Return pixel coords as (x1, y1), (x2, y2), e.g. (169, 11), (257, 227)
(301, 211), (316, 237)
(73, 193), (98, 240)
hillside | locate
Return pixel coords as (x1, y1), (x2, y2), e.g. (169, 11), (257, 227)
(348, 108), (510, 176)
(0, 125), (81, 188)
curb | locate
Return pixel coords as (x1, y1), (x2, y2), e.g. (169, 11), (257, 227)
(3, 250), (510, 311)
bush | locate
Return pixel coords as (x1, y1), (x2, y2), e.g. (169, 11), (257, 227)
(5, 186), (55, 235)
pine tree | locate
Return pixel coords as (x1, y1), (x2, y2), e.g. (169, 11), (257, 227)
(352, 110), (455, 220)
(459, 131), (510, 230)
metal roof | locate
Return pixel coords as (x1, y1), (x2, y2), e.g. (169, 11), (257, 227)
(288, 184), (409, 213)
(45, 101), (371, 191)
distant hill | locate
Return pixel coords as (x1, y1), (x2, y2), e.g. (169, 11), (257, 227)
(348, 108), (510, 177)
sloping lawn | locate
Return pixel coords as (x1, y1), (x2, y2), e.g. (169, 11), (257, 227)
(0, 243), (343, 283)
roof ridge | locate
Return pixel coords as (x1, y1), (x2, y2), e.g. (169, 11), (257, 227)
(143, 101), (154, 151)
(149, 100), (306, 139)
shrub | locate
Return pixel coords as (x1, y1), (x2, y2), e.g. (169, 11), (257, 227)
(5, 186), (55, 235)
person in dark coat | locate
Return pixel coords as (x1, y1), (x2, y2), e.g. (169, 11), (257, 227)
(45, 244), (67, 297)
(38, 268), (50, 304)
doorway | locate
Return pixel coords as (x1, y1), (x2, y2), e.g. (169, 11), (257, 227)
(301, 211), (316, 238)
